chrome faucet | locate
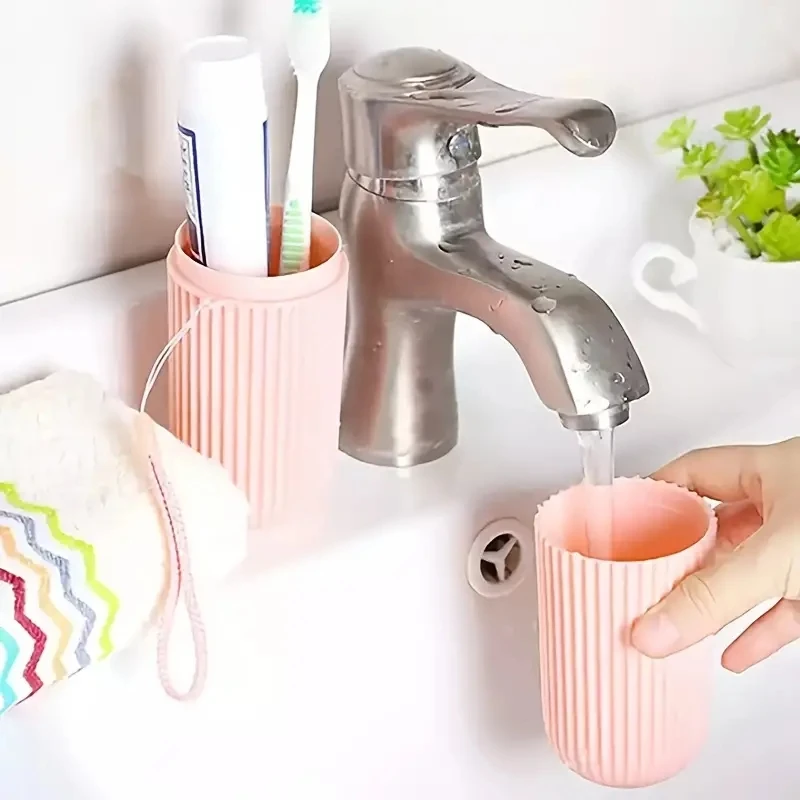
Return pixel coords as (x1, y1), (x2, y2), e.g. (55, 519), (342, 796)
(337, 47), (649, 468)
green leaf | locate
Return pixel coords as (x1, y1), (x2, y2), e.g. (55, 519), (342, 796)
(656, 116), (696, 150)
(760, 128), (800, 188)
(761, 143), (800, 188)
(726, 167), (785, 224)
(678, 142), (724, 179)
(696, 190), (728, 220)
(715, 106), (772, 141)
(763, 128), (800, 156)
(710, 155), (753, 183)
(757, 212), (800, 261)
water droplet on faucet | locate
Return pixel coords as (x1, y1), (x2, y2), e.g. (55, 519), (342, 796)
(531, 296), (557, 314)
(611, 372), (624, 384)
(513, 258), (533, 267)
(498, 254), (505, 260)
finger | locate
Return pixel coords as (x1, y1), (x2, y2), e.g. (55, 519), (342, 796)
(650, 445), (761, 503)
(715, 501), (762, 551)
(631, 525), (780, 658)
(721, 599), (800, 673)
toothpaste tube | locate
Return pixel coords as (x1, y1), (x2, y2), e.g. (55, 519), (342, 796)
(178, 36), (270, 276)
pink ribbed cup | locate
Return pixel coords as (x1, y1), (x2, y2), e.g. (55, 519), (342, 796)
(535, 477), (717, 788)
(166, 210), (348, 530)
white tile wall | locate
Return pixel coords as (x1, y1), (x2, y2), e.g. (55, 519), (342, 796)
(4, 0), (800, 304)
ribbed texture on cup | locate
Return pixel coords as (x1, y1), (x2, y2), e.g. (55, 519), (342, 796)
(535, 478), (717, 788)
(166, 219), (347, 531)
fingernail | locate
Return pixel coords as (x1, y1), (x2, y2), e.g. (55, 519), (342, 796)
(632, 612), (681, 657)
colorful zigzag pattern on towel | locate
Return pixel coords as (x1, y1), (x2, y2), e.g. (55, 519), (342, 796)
(0, 482), (120, 716)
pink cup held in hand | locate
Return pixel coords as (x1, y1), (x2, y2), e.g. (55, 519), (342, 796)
(535, 477), (717, 788)
(166, 209), (348, 531)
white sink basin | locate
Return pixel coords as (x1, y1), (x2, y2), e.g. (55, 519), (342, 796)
(3, 78), (800, 799)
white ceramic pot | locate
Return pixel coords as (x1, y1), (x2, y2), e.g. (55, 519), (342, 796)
(631, 215), (800, 363)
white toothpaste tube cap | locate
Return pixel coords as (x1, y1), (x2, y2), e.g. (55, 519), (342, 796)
(179, 35), (267, 123)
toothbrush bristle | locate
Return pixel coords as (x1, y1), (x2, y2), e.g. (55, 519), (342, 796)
(280, 199), (311, 271)
(293, 0), (321, 13)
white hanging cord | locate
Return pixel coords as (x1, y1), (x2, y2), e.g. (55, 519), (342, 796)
(140, 299), (221, 413)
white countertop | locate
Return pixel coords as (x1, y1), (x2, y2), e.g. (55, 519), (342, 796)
(2, 77), (800, 799)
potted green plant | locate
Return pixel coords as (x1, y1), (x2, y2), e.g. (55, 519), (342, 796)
(631, 106), (800, 362)
(657, 107), (800, 260)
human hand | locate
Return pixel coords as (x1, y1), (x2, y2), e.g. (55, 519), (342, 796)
(631, 437), (800, 672)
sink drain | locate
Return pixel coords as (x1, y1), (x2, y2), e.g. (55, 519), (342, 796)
(480, 532), (522, 583)
(467, 518), (531, 598)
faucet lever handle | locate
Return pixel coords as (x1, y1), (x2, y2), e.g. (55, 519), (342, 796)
(340, 47), (617, 167)
(406, 81), (615, 158)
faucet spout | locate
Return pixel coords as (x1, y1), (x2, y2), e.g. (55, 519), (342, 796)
(434, 230), (649, 430)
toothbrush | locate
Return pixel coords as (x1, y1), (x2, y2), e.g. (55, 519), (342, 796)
(280, 0), (330, 274)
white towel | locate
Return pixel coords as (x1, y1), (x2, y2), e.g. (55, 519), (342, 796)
(0, 370), (249, 716)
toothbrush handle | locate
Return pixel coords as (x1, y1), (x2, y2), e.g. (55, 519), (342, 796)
(281, 76), (319, 272)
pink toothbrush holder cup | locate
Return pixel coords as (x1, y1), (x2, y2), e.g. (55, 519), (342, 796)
(166, 210), (348, 531)
(534, 477), (718, 789)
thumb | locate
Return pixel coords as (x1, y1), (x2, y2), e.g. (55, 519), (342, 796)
(631, 526), (781, 658)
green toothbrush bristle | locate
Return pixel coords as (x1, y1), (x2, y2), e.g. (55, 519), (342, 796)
(281, 200), (310, 267)
(293, 0), (321, 13)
